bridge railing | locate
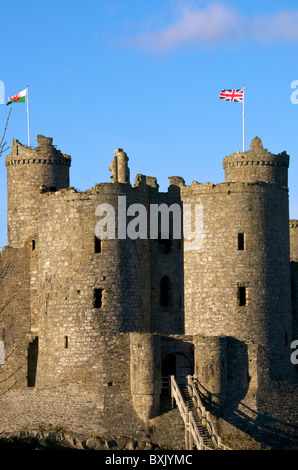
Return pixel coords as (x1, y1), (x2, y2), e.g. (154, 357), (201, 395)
(170, 375), (213, 450)
(187, 375), (232, 451)
(170, 375), (232, 450)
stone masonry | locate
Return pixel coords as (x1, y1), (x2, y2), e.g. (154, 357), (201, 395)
(0, 134), (297, 450)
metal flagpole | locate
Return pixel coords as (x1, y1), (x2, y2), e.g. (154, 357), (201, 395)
(26, 85), (30, 147)
(242, 85), (245, 152)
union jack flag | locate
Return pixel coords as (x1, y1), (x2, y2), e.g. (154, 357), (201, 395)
(219, 88), (244, 103)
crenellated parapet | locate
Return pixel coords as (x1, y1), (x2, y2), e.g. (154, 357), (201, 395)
(5, 135), (71, 167)
(223, 136), (289, 186)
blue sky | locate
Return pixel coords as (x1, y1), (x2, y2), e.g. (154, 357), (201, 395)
(0, 0), (298, 247)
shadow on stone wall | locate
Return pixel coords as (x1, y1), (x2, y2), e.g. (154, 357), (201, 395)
(223, 399), (298, 449)
(196, 337), (298, 448)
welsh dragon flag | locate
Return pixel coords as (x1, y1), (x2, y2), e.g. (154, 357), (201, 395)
(6, 88), (27, 105)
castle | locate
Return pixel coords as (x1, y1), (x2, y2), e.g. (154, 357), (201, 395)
(0, 134), (297, 450)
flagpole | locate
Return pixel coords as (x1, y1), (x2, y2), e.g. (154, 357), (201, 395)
(242, 84), (245, 152)
(26, 85), (30, 147)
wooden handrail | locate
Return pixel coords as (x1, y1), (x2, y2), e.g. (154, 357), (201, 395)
(170, 375), (188, 424)
(170, 375), (213, 450)
(170, 375), (232, 450)
(188, 411), (211, 450)
(186, 375), (232, 450)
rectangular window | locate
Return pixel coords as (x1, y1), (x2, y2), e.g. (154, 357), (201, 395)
(238, 233), (245, 251)
(94, 288), (103, 308)
(27, 337), (38, 387)
(238, 286), (247, 306)
(64, 335), (69, 349)
(95, 236), (102, 254)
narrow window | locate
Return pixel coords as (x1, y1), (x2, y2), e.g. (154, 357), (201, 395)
(64, 335), (69, 349)
(94, 288), (103, 308)
(238, 286), (247, 306)
(32, 239), (36, 251)
(95, 236), (102, 254)
(27, 337), (38, 387)
(238, 233), (245, 251)
(160, 276), (171, 308)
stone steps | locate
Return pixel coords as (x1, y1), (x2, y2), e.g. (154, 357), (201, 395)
(180, 387), (216, 450)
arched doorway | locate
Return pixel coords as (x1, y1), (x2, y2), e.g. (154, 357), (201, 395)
(162, 352), (193, 390)
(176, 353), (192, 386)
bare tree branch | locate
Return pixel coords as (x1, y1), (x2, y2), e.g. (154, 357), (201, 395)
(0, 109), (11, 158)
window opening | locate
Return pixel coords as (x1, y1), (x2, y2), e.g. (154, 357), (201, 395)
(160, 276), (171, 308)
(27, 337), (38, 387)
(94, 288), (103, 308)
(238, 233), (245, 251)
(238, 286), (247, 306)
(95, 236), (102, 253)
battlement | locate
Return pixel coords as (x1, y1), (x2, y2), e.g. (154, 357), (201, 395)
(223, 137), (289, 186)
(181, 180), (288, 199)
(290, 220), (298, 228)
(5, 134), (71, 167)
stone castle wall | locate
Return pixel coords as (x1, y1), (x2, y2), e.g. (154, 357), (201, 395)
(0, 135), (297, 449)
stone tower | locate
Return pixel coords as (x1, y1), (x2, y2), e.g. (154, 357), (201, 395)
(181, 137), (292, 411)
(5, 135), (71, 248)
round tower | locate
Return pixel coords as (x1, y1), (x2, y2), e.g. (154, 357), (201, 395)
(33, 149), (151, 389)
(223, 136), (289, 186)
(182, 137), (292, 408)
(5, 135), (71, 248)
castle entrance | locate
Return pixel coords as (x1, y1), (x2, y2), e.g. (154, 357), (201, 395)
(162, 353), (193, 390)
